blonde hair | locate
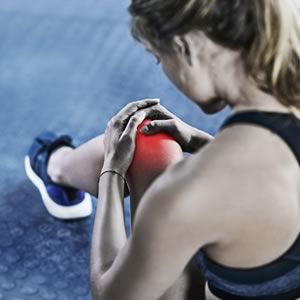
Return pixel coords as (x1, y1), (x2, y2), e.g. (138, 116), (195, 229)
(250, 0), (300, 109)
(129, 0), (300, 110)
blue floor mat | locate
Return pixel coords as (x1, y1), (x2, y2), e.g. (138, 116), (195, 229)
(0, 1), (228, 299)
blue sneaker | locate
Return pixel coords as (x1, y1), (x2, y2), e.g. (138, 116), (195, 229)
(24, 131), (92, 219)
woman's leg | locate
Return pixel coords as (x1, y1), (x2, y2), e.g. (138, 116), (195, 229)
(47, 131), (184, 213)
(47, 135), (105, 197)
(47, 134), (205, 299)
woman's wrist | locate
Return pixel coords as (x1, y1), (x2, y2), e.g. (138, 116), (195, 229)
(99, 169), (128, 186)
(101, 161), (124, 176)
(99, 162), (129, 192)
(98, 169), (128, 203)
(188, 130), (214, 153)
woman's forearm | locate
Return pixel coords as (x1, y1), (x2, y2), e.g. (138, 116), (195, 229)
(188, 128), (214, 153)
(90, 173), (127, 278)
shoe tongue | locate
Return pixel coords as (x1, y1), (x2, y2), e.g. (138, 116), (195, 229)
(37, 135), (73, 152)
(65, 187), (80, 201)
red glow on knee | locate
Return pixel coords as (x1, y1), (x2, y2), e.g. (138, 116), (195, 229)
(127, 119), (183, 192)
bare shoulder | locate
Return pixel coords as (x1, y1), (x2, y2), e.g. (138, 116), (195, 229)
(137, 121), (300, 241)
(157, 122), (298, 221)
(135, 125), (257, 227)
(133, 148), (226, 247)
(148, 124), (270, 208)
(133, 127), (252, 241)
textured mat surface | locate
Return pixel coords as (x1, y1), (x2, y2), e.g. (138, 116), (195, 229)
(0, 0), (229, 299)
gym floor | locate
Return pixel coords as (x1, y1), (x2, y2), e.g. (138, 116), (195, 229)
(0, 1), (229, 299)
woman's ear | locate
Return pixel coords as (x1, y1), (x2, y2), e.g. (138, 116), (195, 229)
(173, 35), (192, 65)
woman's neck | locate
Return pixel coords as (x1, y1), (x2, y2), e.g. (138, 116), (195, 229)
(228, 78), (291, 114)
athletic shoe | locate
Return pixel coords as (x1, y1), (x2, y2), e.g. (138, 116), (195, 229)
(24, 131), (92, 219)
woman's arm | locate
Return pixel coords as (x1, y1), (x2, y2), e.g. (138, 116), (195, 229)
(90, 161), (212, 300)
(90, 100), (219, 300)
(90, 172), (127, 275)
(141, 103), (214, 153)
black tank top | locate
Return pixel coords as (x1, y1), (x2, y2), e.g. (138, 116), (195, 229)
(222, 110), (300, 165)
(196, 110), (300, 300)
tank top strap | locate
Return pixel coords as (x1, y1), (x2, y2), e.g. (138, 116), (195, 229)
(220, 111), (300, 166)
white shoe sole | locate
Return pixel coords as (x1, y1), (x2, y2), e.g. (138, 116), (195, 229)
(24, 155), (93, 220)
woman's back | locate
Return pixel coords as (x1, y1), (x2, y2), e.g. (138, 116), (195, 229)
(198, 115), (300, 265)
(184, 110), (300, 300)
(147, 110), (300, 299)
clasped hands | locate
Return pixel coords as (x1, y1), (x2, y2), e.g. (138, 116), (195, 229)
(102, 99), (214, 178)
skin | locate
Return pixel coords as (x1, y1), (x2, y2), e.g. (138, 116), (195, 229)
(48, 30), (300, 299)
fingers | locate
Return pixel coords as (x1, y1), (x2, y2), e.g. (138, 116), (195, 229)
(116, 98), (160, 124)
(120, 111), (146, 141)
(140, 119), (177, 135)
(141, 104), (170, 120)
(141, 103), (179, 121)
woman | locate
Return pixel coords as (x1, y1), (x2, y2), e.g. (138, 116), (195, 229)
(25, 0), (300, 299)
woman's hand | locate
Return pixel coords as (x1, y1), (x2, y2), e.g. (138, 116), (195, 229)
(102, 99), (159, 175)
(141, 104), (214, 153)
